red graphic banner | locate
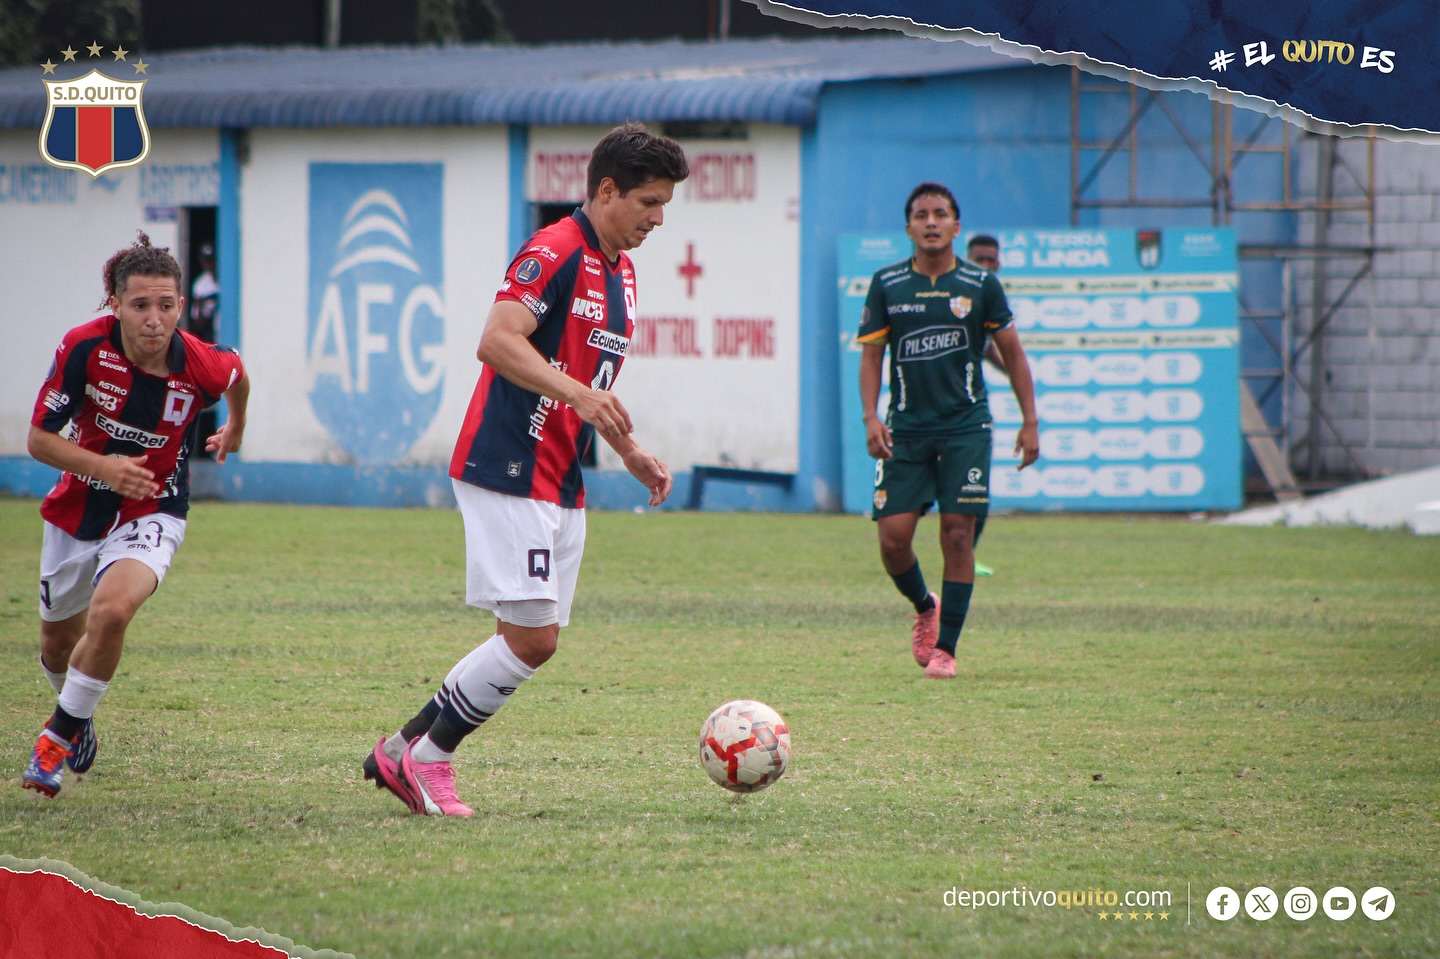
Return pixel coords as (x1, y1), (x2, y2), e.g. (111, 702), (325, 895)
(0, 867), (290, 959)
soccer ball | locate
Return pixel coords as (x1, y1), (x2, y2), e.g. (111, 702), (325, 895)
(698, 699), (791, 793)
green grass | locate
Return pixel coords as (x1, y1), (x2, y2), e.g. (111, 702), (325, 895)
(1, 498), (1438, 958)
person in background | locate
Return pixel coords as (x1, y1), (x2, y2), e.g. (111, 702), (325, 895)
(857, 184), (1039, 679)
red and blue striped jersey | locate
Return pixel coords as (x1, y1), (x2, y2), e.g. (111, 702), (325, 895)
(31, 315), (245, 539)
(450, 211), (636, 508)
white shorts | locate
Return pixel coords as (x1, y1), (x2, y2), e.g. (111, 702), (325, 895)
(452, 479), (586, 628)
(38, 515), (188, 622)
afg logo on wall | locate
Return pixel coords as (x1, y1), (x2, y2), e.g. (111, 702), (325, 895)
(307, 163), (445, 464)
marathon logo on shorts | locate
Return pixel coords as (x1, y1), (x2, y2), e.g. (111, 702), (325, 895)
(528, 548), (552, 582)
(95, 413), (167, 449)
(586, 327), (629, 356)
(897, 326), (969, 362)
(85, 384), (119, 411)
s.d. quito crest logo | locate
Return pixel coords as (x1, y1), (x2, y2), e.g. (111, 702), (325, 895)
(306, 163), (446, 464)
(38, 42), (151, 176)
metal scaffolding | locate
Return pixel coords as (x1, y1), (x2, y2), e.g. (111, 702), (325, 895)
(1069, 67), (1381, 500)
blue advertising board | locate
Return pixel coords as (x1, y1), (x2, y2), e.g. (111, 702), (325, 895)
(838, 228), (1241, 514)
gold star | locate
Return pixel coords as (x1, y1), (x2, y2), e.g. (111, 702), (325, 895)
(1098, 911), (1109, 920)
(1129, 911), (1140, 920)
(61, 46), (78, 61)
(87, 41), (103, 57)
(1144, 911), (1154, 920)
(112, 46), (129, 61)
(41, 59), (57, 75)
(1159, 911), (1170, 920)
(132, 59), (148, 75)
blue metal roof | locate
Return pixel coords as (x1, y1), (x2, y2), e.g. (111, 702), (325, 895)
(0, 36), (1027, 129)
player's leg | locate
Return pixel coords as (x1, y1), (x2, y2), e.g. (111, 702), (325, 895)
(925, 432), (993, 679)
(872, 436), (941, 666)
(25, 518), (180, 795)
(393, 483), (579, 816)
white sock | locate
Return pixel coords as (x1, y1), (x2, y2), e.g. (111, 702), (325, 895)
(57, 668), (109, 720)
(382, 732), (408, 761)
(408, 635), (537, 763)
(41, 656), (67, 695)
(451, 633), (537, 720)
(408, 733), (455, 764)
(386, 641), (496, 761)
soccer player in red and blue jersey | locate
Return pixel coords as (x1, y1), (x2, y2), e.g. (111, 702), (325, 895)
(363, 123), (688, 816)
(22, 233), (249, 797)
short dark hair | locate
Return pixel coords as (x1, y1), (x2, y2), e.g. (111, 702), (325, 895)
(967, 234), (999, 252)
(905, 182), (959, 221)
(99, 231), (182, 308)
(586, 122), (690, 199)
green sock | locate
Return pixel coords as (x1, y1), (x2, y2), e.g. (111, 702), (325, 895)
(889, 561), (934, 613)
(936, 581), (974, 655)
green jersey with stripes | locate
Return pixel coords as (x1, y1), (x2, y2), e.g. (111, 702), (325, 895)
(857, 257), (1013, 436)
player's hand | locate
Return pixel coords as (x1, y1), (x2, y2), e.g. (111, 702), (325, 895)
(864, 417), (893, 460)
(573, 388), (634, 440)
(102, 454), (161, 500)
(622, 447), (672, 506)
(206, 421), (245, 464)
(1014, 422), (1040, 470)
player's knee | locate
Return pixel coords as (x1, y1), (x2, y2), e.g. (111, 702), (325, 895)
(85, 593), (139, 637)
(497, 600), (561, 666)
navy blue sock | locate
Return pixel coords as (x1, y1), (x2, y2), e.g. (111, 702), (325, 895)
(429, 698), (492, 753)
(45, 704), (84, 743)
(400, 700), (441, 742)
(936, 581), (974, 655)
(890, 561), (935, 613)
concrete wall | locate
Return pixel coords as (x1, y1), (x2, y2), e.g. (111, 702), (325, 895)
(1291, 137), (1440, 479)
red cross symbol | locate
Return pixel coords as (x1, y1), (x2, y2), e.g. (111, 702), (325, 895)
(677, 243), (703, 298)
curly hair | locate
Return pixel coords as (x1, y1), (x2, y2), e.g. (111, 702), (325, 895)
(99, 231), (182, 308)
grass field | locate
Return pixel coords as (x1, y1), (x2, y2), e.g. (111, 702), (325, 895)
(1, 497), (1437, 959)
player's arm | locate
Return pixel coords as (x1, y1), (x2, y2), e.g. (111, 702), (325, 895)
(859, 342), (892, 459)
(991, 326), (1040, 470)
(206, 368), (250, 464)
(27, 426), (160, 500)
(599, 428), (672, 507)
(477, 300), (634, 438)
(984, 340), (1007, 373)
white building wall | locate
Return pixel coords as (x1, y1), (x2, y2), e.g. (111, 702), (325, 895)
(238, 126), (509, 466)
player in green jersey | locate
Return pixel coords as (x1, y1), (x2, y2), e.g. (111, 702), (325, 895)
(857, 183), (1039, 678)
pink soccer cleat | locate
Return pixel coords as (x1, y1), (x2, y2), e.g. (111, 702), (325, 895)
(924, 649), (957, 679)
(363, 738), (422, 814)
(911, 593), (940, 667)
(401, 742), (474, 818)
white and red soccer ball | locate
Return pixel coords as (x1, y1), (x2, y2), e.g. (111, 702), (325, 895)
(698, 699), (791, 793)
